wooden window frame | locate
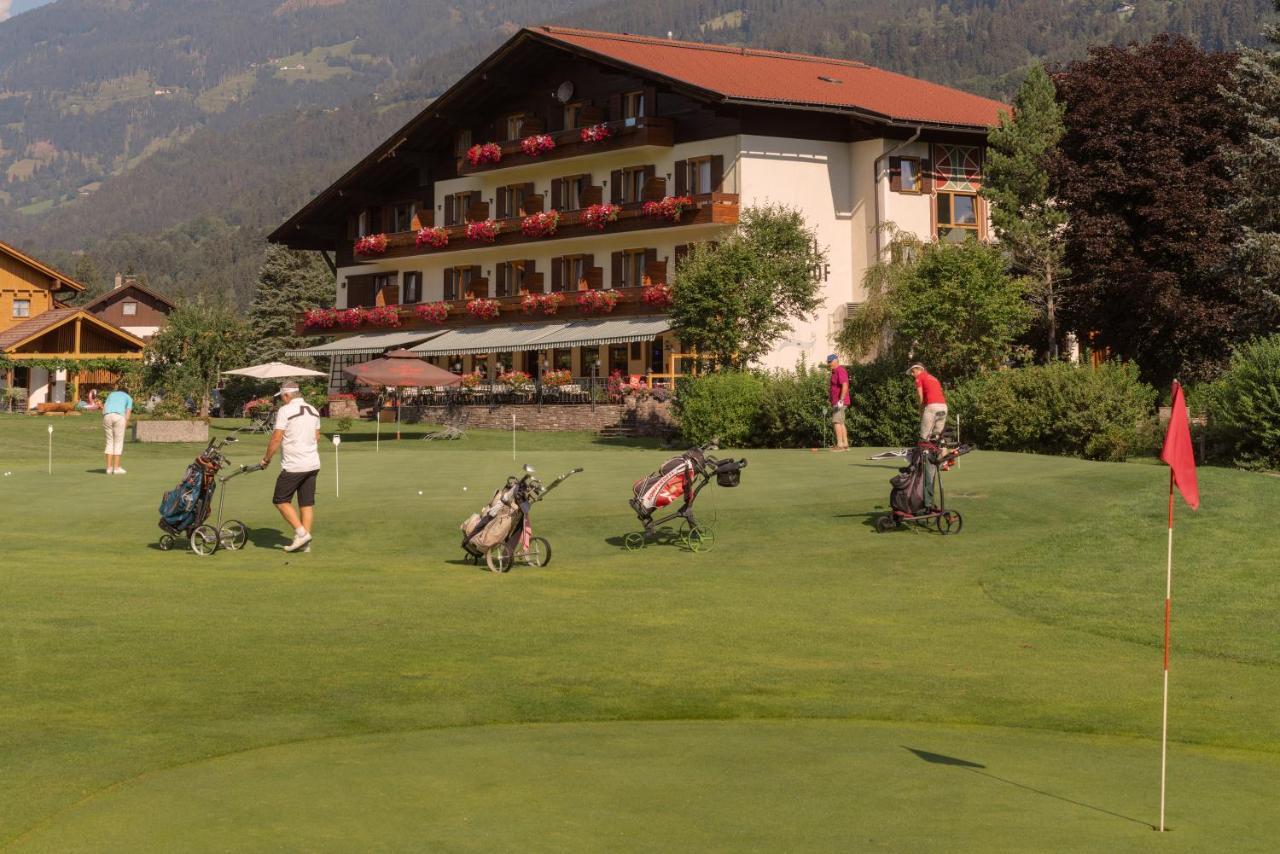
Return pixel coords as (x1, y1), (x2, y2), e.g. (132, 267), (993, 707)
(620, 166), (647, 204)
(890, 156), (923, 194)
(505, 113), (526, 142)
(390, 202), (416, 233)
(496, 184), (529, 219)
(935, 191), (980, 240)
(455, 129), (472, 158)
(445, 192), (475, 226)
(444, 266), (477, 301)
(494, 261), (527, 298)
(121, 301), (138, 316)
(683, 156), (721, 195)
(622, 90), (645, 122)
(356, 209), (372, 238)
(618, 248), (648, 289)
(13, 299), (31, 318)
(402, 271), (423, 304)
(563, 101), (586, 130)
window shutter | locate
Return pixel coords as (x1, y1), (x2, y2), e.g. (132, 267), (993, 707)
(920, 159), (933, 194)
(496, 263), (507, 297)
(642, 86), (657, 117)
(470, 265), (483, 297)
(645, 248), (658, 269)
(643, 164), (656, 185)
(551, 179), (563, 210)
(442, 269), (452, 299)
(709, 155), (724, 194)
(521, 182), (535, 215)
(496, 187), (507, 219)
(610, 169), (623, 204)
(674, 160), (688, 196)
(551, 258), (563, 291)
(609, 93), (622, 121)
(611, 251), (623, 288)
(888, 157), (903, 193)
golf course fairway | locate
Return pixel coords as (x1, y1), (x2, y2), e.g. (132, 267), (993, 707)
(1, 415), (1277, 852)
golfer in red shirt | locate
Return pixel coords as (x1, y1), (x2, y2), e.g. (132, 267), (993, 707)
(826, 353), (850, 451)
(908, 363), (947, 441)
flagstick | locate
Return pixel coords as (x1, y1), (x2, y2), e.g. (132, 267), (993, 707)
(512, 414), (516, 461)
(47, 424), (53, 474)
(333, 435), (341, 499)
(1159, 470), (1174, 832)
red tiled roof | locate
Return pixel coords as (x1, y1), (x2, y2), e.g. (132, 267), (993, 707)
(0, 308), (80, 351)
(534, 27), (1008, 128)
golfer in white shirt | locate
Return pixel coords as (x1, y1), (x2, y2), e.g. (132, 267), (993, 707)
(260, 381), (321, 553)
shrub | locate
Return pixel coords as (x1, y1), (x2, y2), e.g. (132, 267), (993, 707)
(673, 371), (765, 446)
(950, 362), (1157, 461)
(844, 360), (920, 447)
(1204, 335), (1280, 470)
(752, 364), (828, 448)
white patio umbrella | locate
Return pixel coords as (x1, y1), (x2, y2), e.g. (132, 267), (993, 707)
(222, 362), (326, 379)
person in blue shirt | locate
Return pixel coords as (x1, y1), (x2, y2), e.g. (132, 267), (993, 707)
(102, 385), (133, 474)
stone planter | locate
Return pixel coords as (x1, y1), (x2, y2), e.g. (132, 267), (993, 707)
(328, 399), (359, 419)
(133, 419), (210, 443)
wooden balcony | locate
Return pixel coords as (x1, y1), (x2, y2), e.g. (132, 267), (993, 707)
(457, 116), (674, 176)
(296, 287), (669, 337)
(348, 193), (739, 264)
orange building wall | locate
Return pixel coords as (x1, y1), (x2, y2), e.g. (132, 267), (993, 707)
(0, 252), (58, 335)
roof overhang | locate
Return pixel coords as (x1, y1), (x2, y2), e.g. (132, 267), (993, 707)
(1, 310), (147, 354)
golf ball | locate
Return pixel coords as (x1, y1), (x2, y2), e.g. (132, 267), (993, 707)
(417, 490), (423, 495)
(462, 486), (468, 492)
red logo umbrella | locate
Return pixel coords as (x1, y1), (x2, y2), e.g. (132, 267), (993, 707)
(342, 349), (462, 388)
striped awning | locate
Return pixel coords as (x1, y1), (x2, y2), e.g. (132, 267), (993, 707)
(284, 329), (446, 357)
(411, 316), (671, 356)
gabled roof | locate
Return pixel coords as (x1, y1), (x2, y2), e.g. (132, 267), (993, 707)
(82, 281), (177, 313)
(0, 308), (146, 353)
(0, 240), (86, 292)
(532, 27), (1008, 129)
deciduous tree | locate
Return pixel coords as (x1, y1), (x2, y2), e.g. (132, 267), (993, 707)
(982, 63), (1068, 360)
(670, 205), (826, 366)
(144, 299), (250, 417)
(1054, 35), (1248, 384)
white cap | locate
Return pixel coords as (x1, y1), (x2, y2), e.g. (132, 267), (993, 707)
(275, 381), (301, 397)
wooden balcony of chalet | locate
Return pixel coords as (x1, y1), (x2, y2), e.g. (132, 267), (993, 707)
(294, 286), (670, 337)
(457, 115), (674, 176)
(340, 193), (739, 266)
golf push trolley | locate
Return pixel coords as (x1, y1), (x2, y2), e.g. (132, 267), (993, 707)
(623, 444), (747, 552)
(157, 433), (265, 556)
(461, 465), (584, 573)
(874, 439), (973, 535)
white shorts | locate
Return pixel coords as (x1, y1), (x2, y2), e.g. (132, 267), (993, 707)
(103, 413), (127, 455)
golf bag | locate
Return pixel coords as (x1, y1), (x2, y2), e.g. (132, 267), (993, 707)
(632, 448), (705, 512)
(889, 446), (931, 517)
(460, 488), (520, 551)
(158, 456), (218, 535)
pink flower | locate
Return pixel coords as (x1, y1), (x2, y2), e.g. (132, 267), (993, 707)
(579, 123), (612, 143)
(576, 289), (619, 315)
(465, 220), (501, 243)
(466, 298), (501, 320)
(465, 142), (502, 166)
(642, 195), (696, 222)
(520, 134), (556, 157)
(641, 283), (673, 307)
(354, 234), (388, 256)
(520, 210), (560, 238)
(304, 308), (338, 329)
(414, 302), (450, 324)
(581, 203), (620, 231)
(415, 227), (448, 249)
(364, 305), (402, 328)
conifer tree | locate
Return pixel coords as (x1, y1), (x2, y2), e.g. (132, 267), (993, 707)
(1224, 0), (1280, 331)
(982, 64), (1068, 360)
(245, 246), (334, 364)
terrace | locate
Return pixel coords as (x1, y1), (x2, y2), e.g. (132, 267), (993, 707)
(456, 115), (674, 177)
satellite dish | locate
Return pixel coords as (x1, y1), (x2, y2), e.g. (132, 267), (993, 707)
(554, 80), (575, 104)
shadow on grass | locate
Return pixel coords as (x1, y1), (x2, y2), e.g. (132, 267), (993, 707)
(833, 511), (889, 531)
(903, 747), (1155, 829)
(247, 527), (291, 550)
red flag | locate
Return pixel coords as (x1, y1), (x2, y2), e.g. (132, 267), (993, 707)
(1160, 381), (1200, 511)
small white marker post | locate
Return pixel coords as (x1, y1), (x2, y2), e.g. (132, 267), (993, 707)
(512, 413), (517, 461)
(47, 424), (53, 475)
(375, 395), (381, 453)
(332, 434), (341, 498)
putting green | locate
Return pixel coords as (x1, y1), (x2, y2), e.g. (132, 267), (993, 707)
(11, 719), (1278, 853)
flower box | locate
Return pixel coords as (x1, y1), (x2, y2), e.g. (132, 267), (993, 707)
(581, 203), (620, 232)
(304, 308), (338, 329)
(577, 289), (619, 315)
(337, 307), (365, 329)
(459, 371), (486, 389)
(642, 195), (696, 223)
(415, 226), (449, 249)
(354, 233), (388, 256)
(465, 142), (502, 166)
(465, 220), (501, 243)
(499, 370), (533, 392)
(414, 301), (450, 324)
(580, 123), (611, 143)
(520, 134), (556, 157)
(364, 305), (402, 328)
(641, 283), (674, 308)
(466, 298), (501, 320)
(520, 292), (565, 316)
(541, 369), (573, 387)
(520, 210), (560, 238)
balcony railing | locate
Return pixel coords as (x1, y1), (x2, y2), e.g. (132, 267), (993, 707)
(297, 286), (669, 336)
(457, 116), (674, 176)
(349, 193), (739, 263)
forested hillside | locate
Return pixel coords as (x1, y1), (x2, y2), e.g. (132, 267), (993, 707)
(1, 0), (1274, 305)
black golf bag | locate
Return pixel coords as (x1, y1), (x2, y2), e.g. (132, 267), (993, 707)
(889, 445), (931, 517)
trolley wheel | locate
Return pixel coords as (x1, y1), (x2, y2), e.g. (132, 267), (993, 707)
(158, 534), (175, 551)
(937, 511), (963, 535)
(684, 524), (715, 553)
(623, 531), (647, 551)
(190, 525), (219, 557)
(875, 515), (897, 533)
(520, 537), (552, 568)
(219, 520), (248, 551)
(486, 544), (513, 573)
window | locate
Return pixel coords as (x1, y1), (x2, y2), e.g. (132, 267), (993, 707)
(890, 156), (922, 193)
(620, 167), (647, 204)
(390, 203), (415, 233)
(936, 192), (979, 242)
(686, 157), (714, 194)
(497, 184), (527, 219)
(402, 272), (422, 304)
(374, 273), (398, 305)
(12, 299), (30, 318)
(357, 209), (371, 237)
(444, 267), (476, 301)
(505, 114), (525, 141)
(455, 129), (472, 158)
(622, 91), (645, 123)
(562, 174), (589, 211)
(564, 101), (585, 129)
(553, 256), (588, 292)
(552, 349), (572, 371)
(122, 301), (138, 316)
(618, 249), (648, 289)
(609, 345), (629, 374)
(446, 192), (475, 226)
(495, 261), (526, 298)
